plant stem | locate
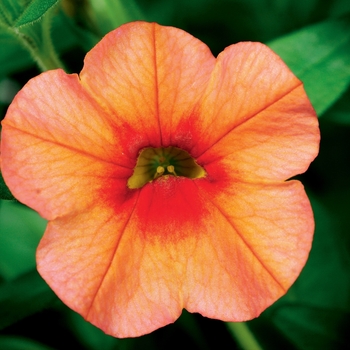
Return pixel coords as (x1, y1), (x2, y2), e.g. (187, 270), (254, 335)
(227, 322), (263, 350)
(16, 30), (65, 71)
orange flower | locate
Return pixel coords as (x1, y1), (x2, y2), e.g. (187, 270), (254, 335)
(1, 21), (319, 337)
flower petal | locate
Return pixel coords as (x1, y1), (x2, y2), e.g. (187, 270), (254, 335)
(198, 83), (319, 181)
(1, 70), (131, 219)
(37, 174), (313, 337)
(80, 21), (216, 151)
(36, 196), (152, 338)
(190, 42), (317, 178)
(37, 177), (207, 337)
(183, 179), (313, 320)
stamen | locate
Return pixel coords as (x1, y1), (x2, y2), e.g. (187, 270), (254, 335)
(154, 166), (165, 178)
(167, 165), (177, 175)
(127, 146), (206, 189)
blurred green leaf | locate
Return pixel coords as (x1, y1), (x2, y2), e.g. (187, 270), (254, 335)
(0, 77), (20, 104)
(0, 172), (15, 200)
(268, 17), (350, 116)
(0, 200), (46, 279)
(293, 195), (350, 311)
(330, 0), (350, 17)
(56, 8), (99, 53)
(323, 87), (350, 124)
(270, 304), (348, 350)
(0, 31), (33, 77)
(0, 269), (56, 330)
(176, 310), (211, 350)
(0, 336), (54, 350)
(0, 0), (25, 26)
(88, 0), (145, 34)
(67, 312), (121, 350)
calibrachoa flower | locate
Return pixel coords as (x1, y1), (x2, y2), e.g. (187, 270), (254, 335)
(1, 21), (319, 337)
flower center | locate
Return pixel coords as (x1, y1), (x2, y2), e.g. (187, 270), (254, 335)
(127, 146), (206, 189)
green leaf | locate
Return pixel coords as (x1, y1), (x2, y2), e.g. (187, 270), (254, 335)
(0, 0), (23, 27)
(67, 312), (121, 350)
(0, 0), (64, 72)
(88, 0), (145, 34)
(268, 17), (350, 116)
(0, 269), (56, 330)
(293, 195), (350, 311)
(271, 304), (348, 350)
(15, 0), (60, 27)
(177, 310), (211, 350)
(323, 87), (350, 124)
(55, 9), (99, 53)
(0, 7), (90, 77)
(0, 336), (54, 350)
(0, 77), (20, 103)
(0, 0), (59, 27)
(0, 30), (35, 77)
(0, 172), (15, 200)
(330, 0), (350, 17)
(0, 200), (46, 279)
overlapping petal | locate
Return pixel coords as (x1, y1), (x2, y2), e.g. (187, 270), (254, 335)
(192, 43), (319, 181)
(80, 21), (216, 152)
(199, 83), (319, 182)
(192, 42), (301, 148)
(1, 70), (132, 219)
(37, 176), (314, 337)
(38, 177), (207, 337)
(0, 21), (320, 338)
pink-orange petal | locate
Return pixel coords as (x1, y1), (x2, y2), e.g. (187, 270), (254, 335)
(1, 70), (131, 219)
(190, 42), (307, 160)
(183, 179), (313, 320)
(80, 21), (216, 151)
(36, 197), (152, 338)
(37, 170), (314, 337)
(198, 83), (319, 181)
(37, 177), (208, 337)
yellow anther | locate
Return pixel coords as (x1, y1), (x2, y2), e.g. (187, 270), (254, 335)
(167, 165), (177, 175)
(154, 166), (165, 179)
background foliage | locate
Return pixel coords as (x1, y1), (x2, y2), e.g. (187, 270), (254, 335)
(1, 0), (350, 349)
